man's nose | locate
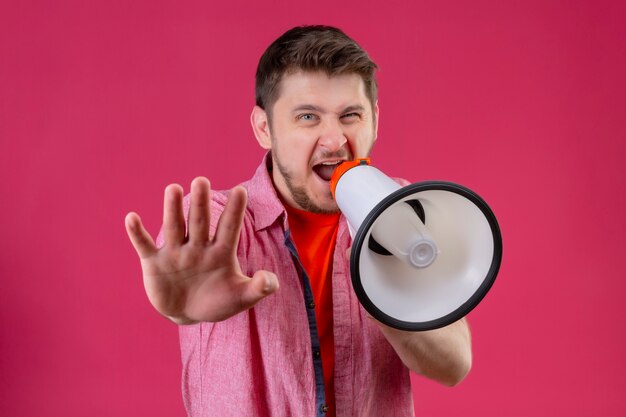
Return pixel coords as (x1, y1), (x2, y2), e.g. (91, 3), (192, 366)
(318, 120), (347, 152)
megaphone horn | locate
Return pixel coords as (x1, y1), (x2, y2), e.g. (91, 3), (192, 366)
(330, 159), (502, 331)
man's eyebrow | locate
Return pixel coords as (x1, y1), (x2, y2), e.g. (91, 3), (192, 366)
(342, 105), (366, 113)
(292, 104), (324, 113)
(291, 104), (367, 113)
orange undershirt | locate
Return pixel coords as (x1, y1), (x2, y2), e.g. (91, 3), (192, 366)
(286, 205), (340, 417)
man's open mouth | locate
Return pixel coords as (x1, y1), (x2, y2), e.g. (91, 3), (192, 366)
(313, 161), (343, 182)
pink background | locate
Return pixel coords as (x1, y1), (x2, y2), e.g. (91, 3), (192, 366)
(1, 1), (625, 416)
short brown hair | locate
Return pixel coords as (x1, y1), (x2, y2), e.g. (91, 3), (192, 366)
(255, 25), (378, 117)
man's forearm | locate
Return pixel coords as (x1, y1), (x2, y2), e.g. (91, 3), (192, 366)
(376, 317), (472, 386)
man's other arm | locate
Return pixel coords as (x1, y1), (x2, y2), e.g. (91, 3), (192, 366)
(376, 317), (472, 386)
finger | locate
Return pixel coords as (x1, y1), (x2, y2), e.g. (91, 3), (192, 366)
(187, 177), (211, 244)
(213, 186), (247, 251)
(163, 184), (186, 246)
(239, 270), (279, 309)
(346, 246), (352, 259)
(125, 212), (157, 259)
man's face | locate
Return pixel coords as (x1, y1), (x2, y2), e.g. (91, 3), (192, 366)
(253, 71), (378, 213)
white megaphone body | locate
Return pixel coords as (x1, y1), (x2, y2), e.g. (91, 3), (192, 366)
(330, 159), (502, 331)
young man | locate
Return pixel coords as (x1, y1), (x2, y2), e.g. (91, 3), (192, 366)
(125, 26), (471, 417)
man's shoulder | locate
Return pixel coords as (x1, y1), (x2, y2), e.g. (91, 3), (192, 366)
(181, 187), (231, 216)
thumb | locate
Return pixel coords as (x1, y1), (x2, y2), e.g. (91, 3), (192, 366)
(240, 270), (279, 308)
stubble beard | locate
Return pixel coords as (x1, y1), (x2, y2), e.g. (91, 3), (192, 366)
(272, 149), (341, 215)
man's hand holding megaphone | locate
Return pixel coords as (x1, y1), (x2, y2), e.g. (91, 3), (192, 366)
(345, 245), (472, 387)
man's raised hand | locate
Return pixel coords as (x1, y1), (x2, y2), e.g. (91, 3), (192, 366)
(124, 177), (279, 324)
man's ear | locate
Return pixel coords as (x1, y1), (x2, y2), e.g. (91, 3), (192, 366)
(251, 106), (272, 150)
(373, 101), (380, 143)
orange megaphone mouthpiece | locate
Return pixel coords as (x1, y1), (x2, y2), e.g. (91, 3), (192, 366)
(330, 158), (371, 200)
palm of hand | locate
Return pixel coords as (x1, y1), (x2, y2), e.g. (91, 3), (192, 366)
(125, 178), (278, 324)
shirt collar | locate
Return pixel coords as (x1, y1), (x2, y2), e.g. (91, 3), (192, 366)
(244, 152), (289, 232)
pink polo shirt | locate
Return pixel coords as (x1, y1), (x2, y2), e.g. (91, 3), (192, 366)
(168, 155), (414, 417)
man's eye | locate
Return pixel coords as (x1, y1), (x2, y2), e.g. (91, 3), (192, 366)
(341, 112), (360, 120)
(297, 113), (317, 121)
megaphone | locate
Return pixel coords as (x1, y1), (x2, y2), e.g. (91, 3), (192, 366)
(330, 159), (502, 331)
